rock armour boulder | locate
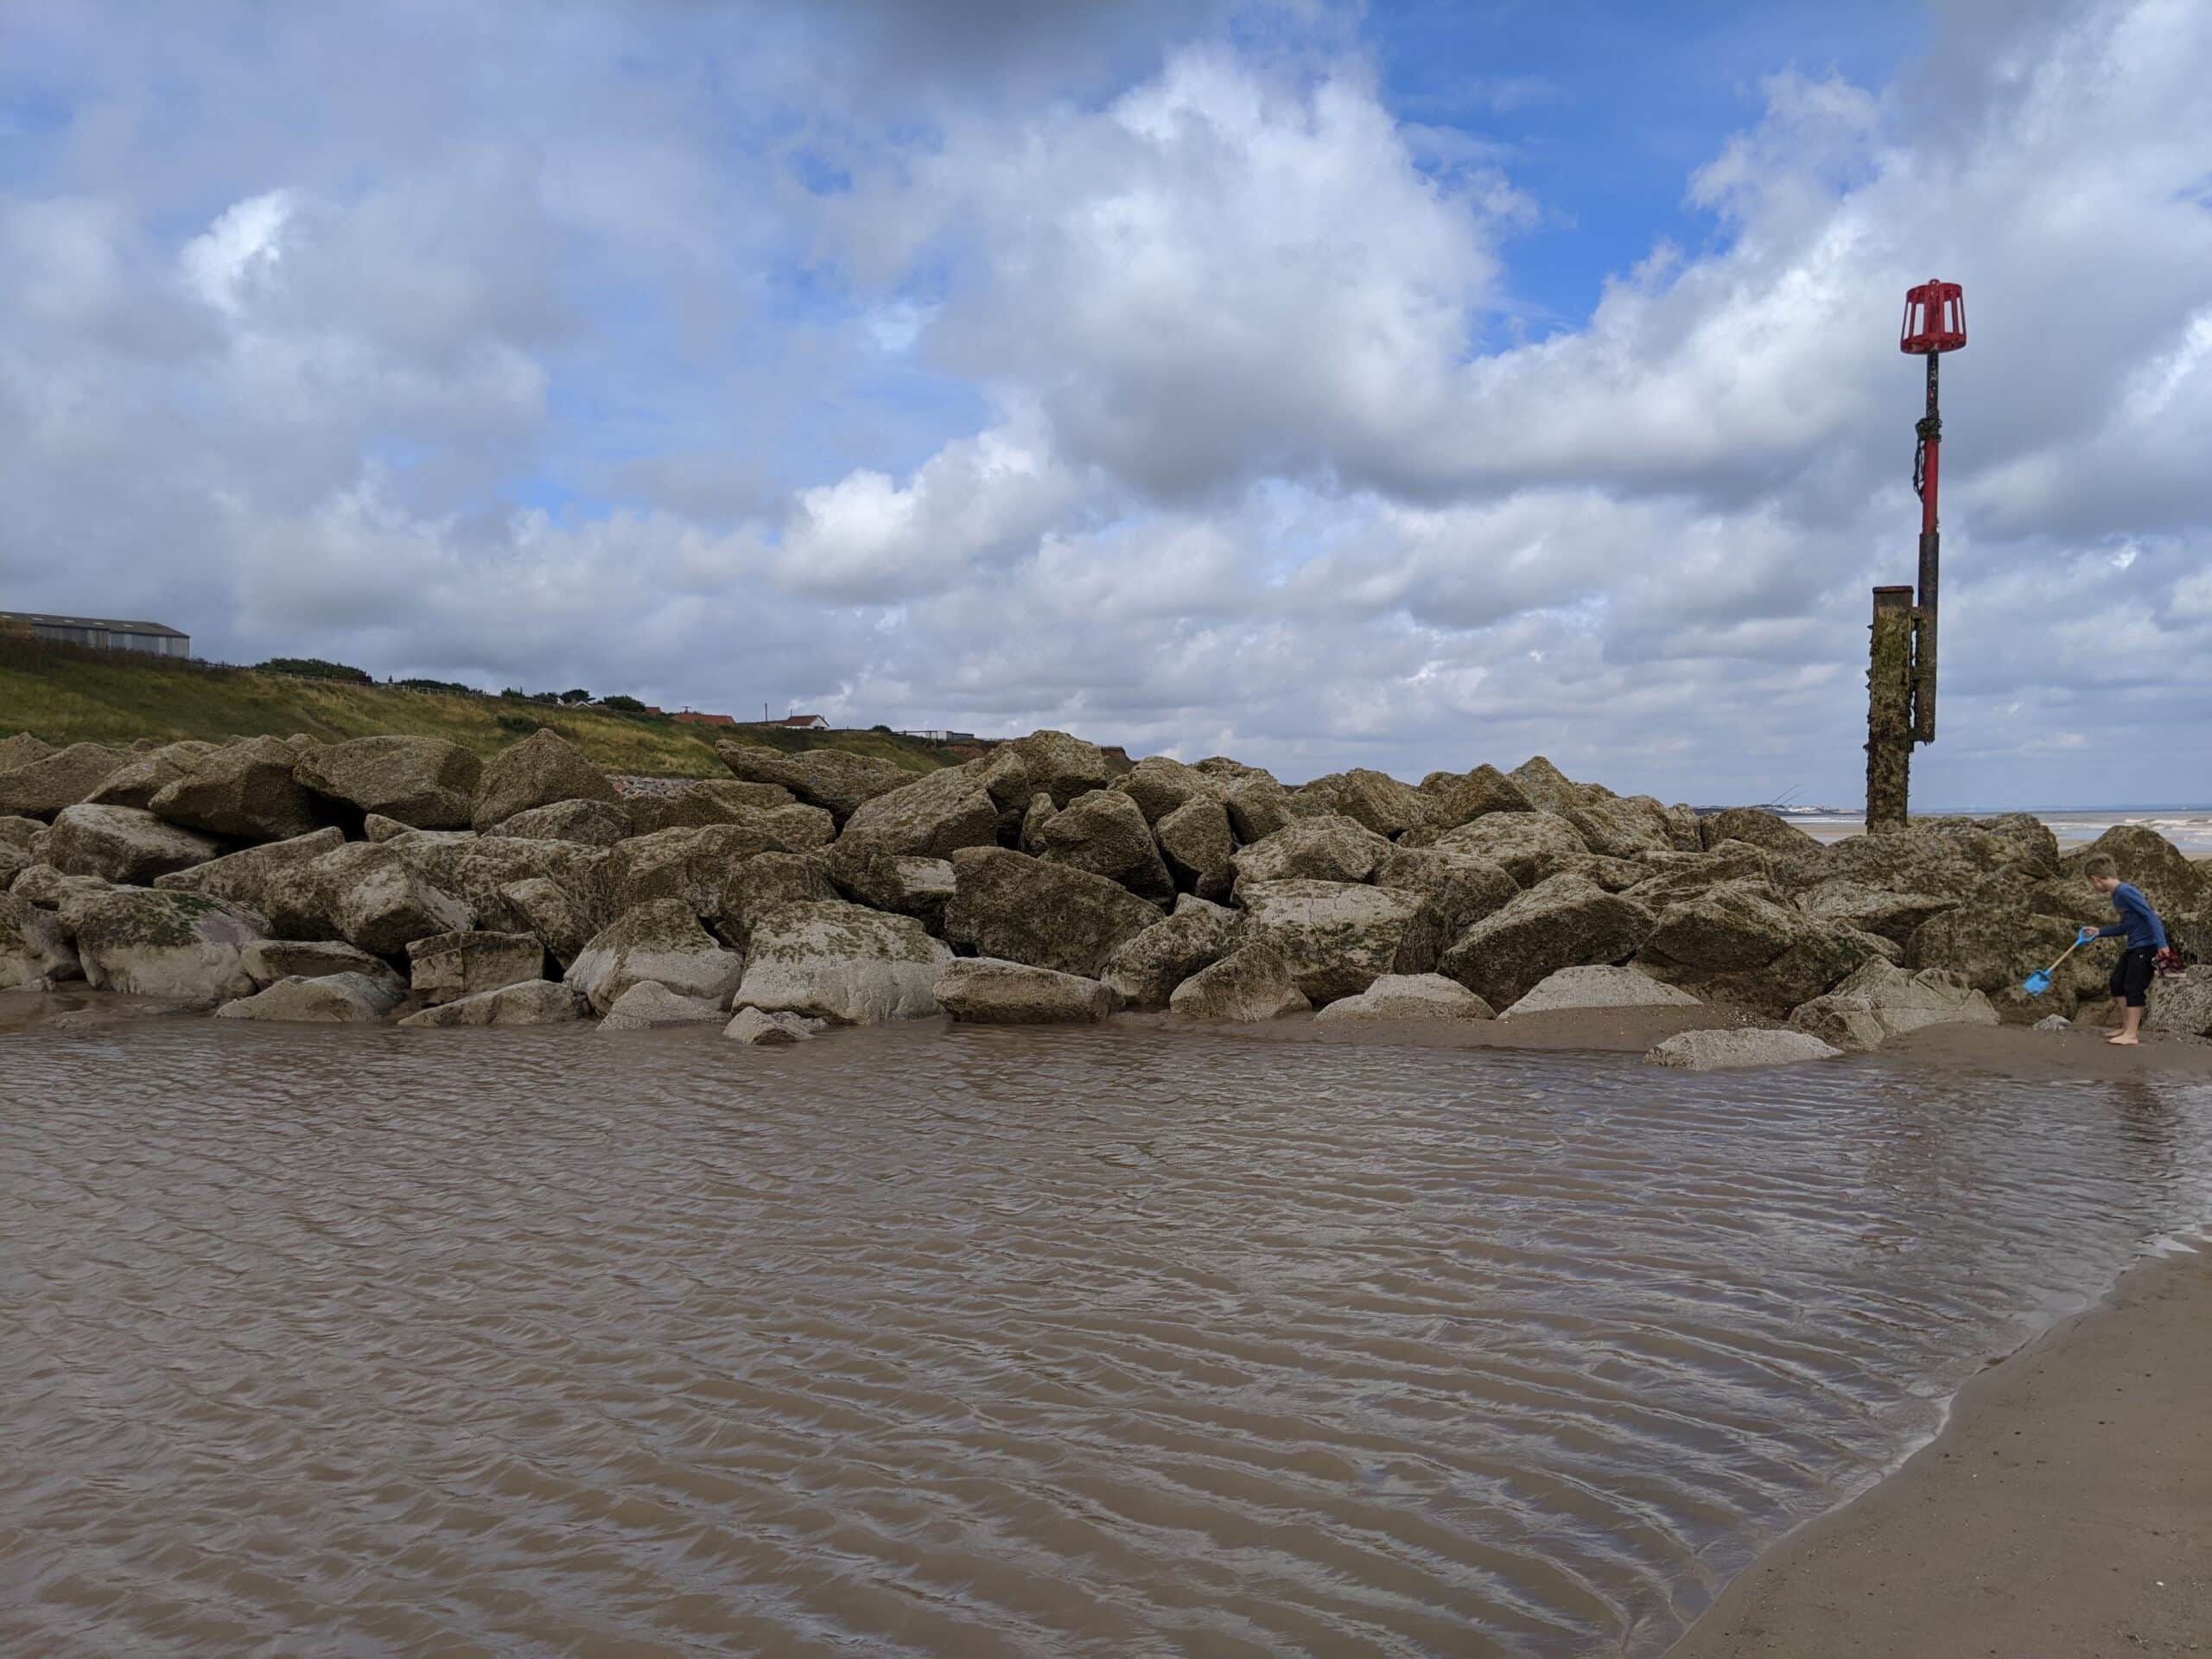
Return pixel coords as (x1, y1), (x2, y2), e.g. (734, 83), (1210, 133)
(936, 958), (1116, 1024)
(734, 900), (950, 1024)
(0, 891), (79, 989)
(150, 737), (326, 842)
(1100, 895), (1238, 1007)
(1031, 789), (1176, 905)
(471, 731), (619, 831)
(1500, 965), (1701, 1018)
(397, 980), (584, 1028)
(1236, 879), (1443, 1004)
(408, 930), (546, 1006)
(0, 743), (134, 818)
(1440, 874), (1656, 1012)
(45, 804), (225, 885)
(564, 899), (745, 1016)
(715, 742), (912, 823)
(1647, 1027), (1842, 1071)
(1167, 943), (1311, 1022)
(944, 847), (1162, 979)
(1314, 974), (1493, 1022)
(73, 889), (264, 1003)
(295, 736), (481, 829)
(216, 972), (400, 1024)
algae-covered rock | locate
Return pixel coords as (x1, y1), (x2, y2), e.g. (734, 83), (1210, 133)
(1229, 816), (1393, 892)
(1236, 879), (1443, 1004)
(1032, 789), (1175, 905)
(1440, 874), (1656, 1012)
(1788, 959), (1999, 1052)
(935, 957), (1116, 1024)
(45, 804), (225, 885)
(295, 735), (481, 829)
(715, 742), (914, 823)
(1314, 974), (1493, 1022)
(1647, 1027), (1841, 1071)
(0, 743), (133, 818)
(1100, 895), (1238, 1008)
(1154, 796), (1236, 902)
(836, 767), (1001, 861)
(599, 981), (730, 1031)
(407, 930), (546, 1006)
(397, 979), (584, 1028)
(1293, 769), (1432, 837)
(150, 736), (326, 842)
(1433, 811), (1590, 887)
(734, 899), (950, 1024)
(1500, 965), (1701, 1018)
(73, 888), (264, 1003)
(489, 798), (633, 846)
(241, 938), (403, 995)
(723, 1006), (823, 1045)
(1167, 943), (1310, 1022)
(563, 899), (745, 1016)
(944, 847), (1163, 979)
(216, 972), (400, 1024)
(1003, 729), (1112, 807)
(0, 891), (79, 988)
(1115, 755), (1220, 825)
(471, 730), (619, 831)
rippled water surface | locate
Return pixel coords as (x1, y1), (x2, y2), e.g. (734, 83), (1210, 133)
(4, 1022), (2210, 1658)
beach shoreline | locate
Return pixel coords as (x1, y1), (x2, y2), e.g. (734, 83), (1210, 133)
(1664, 1245), (2212, 1657)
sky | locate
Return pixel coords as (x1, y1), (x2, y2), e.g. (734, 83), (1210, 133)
(2, 0), (2208, 809)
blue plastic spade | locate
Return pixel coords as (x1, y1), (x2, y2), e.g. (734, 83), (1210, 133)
(2024, 932), (2092, 997)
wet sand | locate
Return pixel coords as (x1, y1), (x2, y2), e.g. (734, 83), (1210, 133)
(1666, 1248), (2212, 1658)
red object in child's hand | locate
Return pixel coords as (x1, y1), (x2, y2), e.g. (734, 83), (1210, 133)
(2152, 948), (2185, 978)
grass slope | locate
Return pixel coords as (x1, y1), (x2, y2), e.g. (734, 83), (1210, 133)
(0, 642), (960, 779)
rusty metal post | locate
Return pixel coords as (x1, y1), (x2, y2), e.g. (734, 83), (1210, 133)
(1866, 585), (1915, 833)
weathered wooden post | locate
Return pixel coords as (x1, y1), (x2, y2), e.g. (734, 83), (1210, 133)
(1867, 279), (1966, 833)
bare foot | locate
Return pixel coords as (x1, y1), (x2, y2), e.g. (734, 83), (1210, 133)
(2106, 1033), (2139, 1046)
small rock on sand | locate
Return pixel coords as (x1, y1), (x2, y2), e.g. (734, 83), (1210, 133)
(1499, 964), (1700, 1019)
(1646, 1027), (1842, 1071)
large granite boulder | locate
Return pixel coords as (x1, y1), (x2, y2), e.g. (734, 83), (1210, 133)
(708, 852), (837, 950)
(1796, 879), (1961, 945)
(266, 842), (476, 957)
(1788, 960), (1999, 1052)
(216, 972), (401, 1024)
(624, 779), (799, 836)
(1433, 811), (1590, 887)
(1374, 846), (1519, 938)
(944, 847), (1163, 978)
(1500, 965), (1702, 1018)
(1116, 755), (1220, 824)
(1314, 974), (1494, 1022)
(1100, 895), (1239, 1008)
(935, 957), (1116, 1024)
(827, 848), (957, 931)
(471, 730), (619, 831)
(734, 900), (950, 1024)
(1440, 874), (1656, 1012)
(1637, 882), (1887, 1018)
(564, 899), (746, 1016)
(73, 888), (264, 1003)
(1507, 755), (1588, 813)
(395, 835), (610, 930)
(1220, 775), (1316, 844)
(496, 876), (601, 970)
(1004, 729), (1112, 807)
(1236, 879), (1444, 1004)
(489, 798), (633, 846)
(241, 938), (404, 996)
(1561, 795), (1674, 861)
(1154, 796), (1236, 902)
(1625, 842), (1779, 910)
(1696, 809), (1831, 887)
(1819, 829), (1980, 901)
(599, 982), (731, 1031)
(397, 979), (585, 1028)
(44, 804), (225, 885)
(83, 744), (207, 810)
(1294, 769), (1431, 837)
(836, 767), (1001, 861)
(1167, 943), (1311, 1022)
(2146, 967), (2212, 1038)
(597, 821), (823, 925)
(1421, 764), (1536, 830)
(0, 743), (133, 817)
(295, 736), (481, 829)
(0, 891), (79, 988)
(407, 930), (546, 1006)
(1030, 789), (1175, 905)
(1647, 1028), (1842, 1071)
(715, 741), (912, 823)
(149, 736), (325, 842)
(1229, 816), (1393, 891)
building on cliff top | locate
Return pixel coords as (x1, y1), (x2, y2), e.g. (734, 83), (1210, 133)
(1, 611), (191, 657)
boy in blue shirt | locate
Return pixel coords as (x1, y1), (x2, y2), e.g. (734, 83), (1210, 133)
(2079, 854), (2166, 1046)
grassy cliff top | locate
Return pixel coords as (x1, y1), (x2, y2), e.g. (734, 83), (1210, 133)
(0, 640), (959, 779)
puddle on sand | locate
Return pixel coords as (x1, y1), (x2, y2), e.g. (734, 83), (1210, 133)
(3, 1021), (2209, 1656)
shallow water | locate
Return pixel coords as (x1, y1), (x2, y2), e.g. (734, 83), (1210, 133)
(3, 1022), (2209, 1658)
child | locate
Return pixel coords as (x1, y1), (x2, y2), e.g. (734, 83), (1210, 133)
(2079, 854), (2167, 1046)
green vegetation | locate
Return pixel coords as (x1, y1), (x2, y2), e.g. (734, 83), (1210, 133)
(0, 639), (966, 779)
(256, 657), (372, 683)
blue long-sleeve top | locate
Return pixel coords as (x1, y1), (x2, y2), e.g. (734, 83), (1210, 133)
(2094, 881), (2168, 951)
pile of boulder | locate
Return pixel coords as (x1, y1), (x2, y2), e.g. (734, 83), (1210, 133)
(3, 726), (2205, 1054)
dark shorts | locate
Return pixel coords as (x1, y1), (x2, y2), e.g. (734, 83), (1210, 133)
(2111, 946), (2157, 1008)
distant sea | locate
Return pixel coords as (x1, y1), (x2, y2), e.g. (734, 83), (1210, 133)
(1787, 808), (2212, 854)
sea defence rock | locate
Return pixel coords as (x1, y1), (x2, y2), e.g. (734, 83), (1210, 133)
(1375, 847), (1519, 938)
(0, 891), (79, 989)
(1167, 943), (1310, 1022)
(734, 900), (949, 1025)
(1441, 875), (1656, 1013)
(149, 736), (326, 842)
(408, 930), (545, 1006)
(1433, 811), (1590, 887)
(1636, 882), (1885, 1018)
(715, 742), (911, 823)
(1500, 965), (1702, 1019)
(723, 1006), (823, 1045)
(1506, 754), (1586, 813)
(1561, 794), (1675, 861)
(471, 730), (619, 830)
(2146, 967), (2212, 1039)
(295, 736), (481, 830)
(489, 798), (633, 846)
(496, 876), (602, 970)
(242, 938), (404, 996)
(1314, 974), (1494, 1022)
(944, 848), (1161, 979)
(1229, 817), (1392, 891)
(216, 972), (402, 1024)
(44, 804), (225, 885)
(266, 842), (476, 957)
(0, 733), (55, 772)
(73, 888), (264, 1003)
(83, 745), (205, 810)
(1421, 764), (1535, 830)
(936, 957), (1117, 1024)
(624, 779), (798, 836)
(397, 979), (585, 1028)
(1004, 729), (1112, 807)
(1795, 879), (1960, 945)
(1787, 960), (1999, 1052)
(829, 849), (957, 931)
(0, 743), (133, 818)
(1031, 789), (1176, 905)
(1101, 895), (1238, 1007)
(152, 826), (346, 914)
(1154, 797), (1236, 901)
(1294, 769), (1432, 837)
(599, 982), (730, 1031)
(1115, 755), (1220, 824)
(1221, 774), (1312, 844)
(0, 815), (46, 855)
(1696, 808), (1832, 887)
(1647, 1027), (1843, 1071)
(598, 821), (821, 920)
(836, 768), (1000, 862)
(564, 900), (745, 1017)
(1236, 879), (1442, 1004)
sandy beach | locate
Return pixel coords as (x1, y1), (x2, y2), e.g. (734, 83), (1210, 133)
(1667, 1247), (2212, 1657)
